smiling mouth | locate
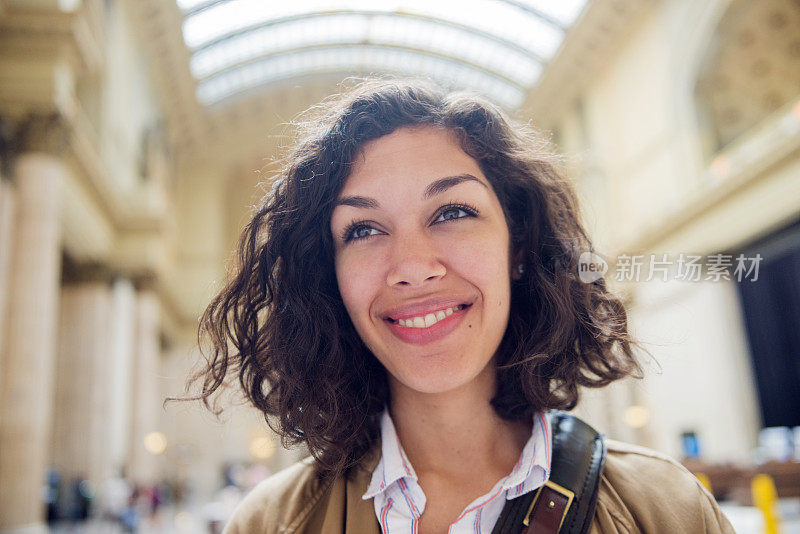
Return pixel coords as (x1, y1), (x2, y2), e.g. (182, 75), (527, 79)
(386, 303), (471, 328)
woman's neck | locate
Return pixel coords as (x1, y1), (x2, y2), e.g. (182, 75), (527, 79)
(388, 365), (531, 480)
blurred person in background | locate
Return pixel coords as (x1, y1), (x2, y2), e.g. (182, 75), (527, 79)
(44, 467), (62, 526)
(101, 467), (132, 525)
(64, 476), (93, 524)
(121, 486), (141, 533)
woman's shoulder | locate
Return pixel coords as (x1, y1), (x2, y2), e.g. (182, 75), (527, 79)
(594, 439), (735, 533)
(223, 457), (330, 534)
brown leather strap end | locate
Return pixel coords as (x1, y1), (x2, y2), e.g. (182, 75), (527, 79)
(521, 485), (571, 533)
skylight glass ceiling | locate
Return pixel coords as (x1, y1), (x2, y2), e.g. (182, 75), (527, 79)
(176, 0), (589, 108)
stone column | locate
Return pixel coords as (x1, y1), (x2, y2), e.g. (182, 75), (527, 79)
(128, 289), (162, 486)
(0, 152), (63, 533)
(0, 178), (16, 397)
(107, 278), (136, 473)
(51, 279), (113, 490)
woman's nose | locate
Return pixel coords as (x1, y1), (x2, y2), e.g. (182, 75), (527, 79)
(385, 232), (446, 287)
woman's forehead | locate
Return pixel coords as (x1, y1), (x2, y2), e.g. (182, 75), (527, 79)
(341, 126), (487, 195)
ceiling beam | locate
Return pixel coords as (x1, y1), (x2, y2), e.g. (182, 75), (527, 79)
(191, 10), (546, 65)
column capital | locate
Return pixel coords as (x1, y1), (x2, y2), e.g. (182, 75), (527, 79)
(132, 273), (159, 293)
(15, 113), (70, 157)
(61, 260), (115, 286)
(0, 115), (13, 179)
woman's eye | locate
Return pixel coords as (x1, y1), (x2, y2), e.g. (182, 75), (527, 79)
(434, 207), (471, 223)
(346, 224), (380, 242)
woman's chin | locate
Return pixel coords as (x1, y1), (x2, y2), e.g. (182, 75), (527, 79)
(389, 366), (488, 397)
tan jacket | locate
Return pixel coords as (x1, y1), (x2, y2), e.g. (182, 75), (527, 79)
(224, 439), (736, 533)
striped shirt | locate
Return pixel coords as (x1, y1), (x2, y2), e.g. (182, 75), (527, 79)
(362, 410), (552, 534)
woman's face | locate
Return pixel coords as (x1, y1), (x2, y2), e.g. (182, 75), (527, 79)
(330, 126), (519, 396)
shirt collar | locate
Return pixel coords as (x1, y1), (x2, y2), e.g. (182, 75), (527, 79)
(363, 410), (417, 499)
(362, 409), (552, 500)
(502, 410), (551, 498)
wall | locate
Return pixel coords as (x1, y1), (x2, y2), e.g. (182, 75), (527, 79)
(561, 0), (800, 461)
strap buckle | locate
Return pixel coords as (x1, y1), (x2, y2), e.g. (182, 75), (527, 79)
(522, 480), (575, 531)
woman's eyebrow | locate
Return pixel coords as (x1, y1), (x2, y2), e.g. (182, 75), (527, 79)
(424, 173), (488, 199)
(334, 195), (379, 210)
(333, 173), (487, 209)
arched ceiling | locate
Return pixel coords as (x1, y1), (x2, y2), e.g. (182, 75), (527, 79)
(174, 0), (589, 109)
(128, 0), (653, 159)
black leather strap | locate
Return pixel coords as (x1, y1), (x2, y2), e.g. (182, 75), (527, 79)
(492, 411), (606, 534)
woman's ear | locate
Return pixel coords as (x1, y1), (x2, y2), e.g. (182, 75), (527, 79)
(511, 249), (525, 281)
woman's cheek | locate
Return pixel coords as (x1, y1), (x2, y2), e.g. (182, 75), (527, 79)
(450, 235), (509, 278)
(337, 250), (382, 320)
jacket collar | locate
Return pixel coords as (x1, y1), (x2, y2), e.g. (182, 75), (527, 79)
(343, 439), (382, 534)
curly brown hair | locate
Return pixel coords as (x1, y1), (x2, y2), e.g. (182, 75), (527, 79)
(189, 78), (642, 479)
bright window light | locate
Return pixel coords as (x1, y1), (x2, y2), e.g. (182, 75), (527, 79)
(189, 13), (541, 86)
(514, 0), (589, 26)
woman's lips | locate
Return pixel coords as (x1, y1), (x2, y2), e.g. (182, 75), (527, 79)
(385, 304), (470, 345)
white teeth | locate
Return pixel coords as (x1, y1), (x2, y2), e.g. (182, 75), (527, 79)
(395, 305), (465, 329)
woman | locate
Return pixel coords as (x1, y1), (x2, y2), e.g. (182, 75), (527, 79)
(192, 79), (734, 533)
